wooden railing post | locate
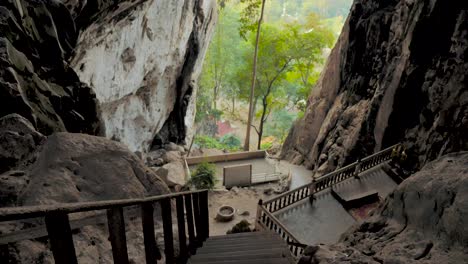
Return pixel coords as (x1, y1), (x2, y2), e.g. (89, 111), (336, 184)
(175, 196), (188, 262)
(184, 194), (196, 253)
(199, 190), (209, 240)
(141, 202), (160, 264)
(45, 213), (78, 264)
(161, 198), (174, 264)
(107, 207), (129, 264)
(192, 192), (202, 244)
(255, 199), (263, 230)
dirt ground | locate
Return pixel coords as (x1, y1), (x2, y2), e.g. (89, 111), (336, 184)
(207, 184), (280, 236)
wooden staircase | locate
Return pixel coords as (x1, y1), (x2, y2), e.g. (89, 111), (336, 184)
(188, 231), (293, 264)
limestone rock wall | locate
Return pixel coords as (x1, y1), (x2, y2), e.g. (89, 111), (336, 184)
(281, 0), (468, 174)
(0, 0), (102, 136)
(70, 0), (217, 152)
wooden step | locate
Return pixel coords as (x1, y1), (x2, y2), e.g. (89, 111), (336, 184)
(197, 240), (286, 254)
(189, 249), (289, 262)
(189, 257), (290, 264)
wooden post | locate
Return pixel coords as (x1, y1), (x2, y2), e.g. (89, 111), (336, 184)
(255, 199), (263, 230)
(199, 190), (209, 240)
(175, 196), (188, 262)
(192, 192), (202, 244)
(141, 202), (161, 264)
(161, 198), (174, 264)
(44, 213), (78, 264)
(184, 194), (196, 253)
(107, 207), (129, 264)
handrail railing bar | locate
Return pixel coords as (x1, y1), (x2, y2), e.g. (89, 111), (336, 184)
(0, 190), (207, 222)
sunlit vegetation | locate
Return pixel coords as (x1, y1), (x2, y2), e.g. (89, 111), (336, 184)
(196, 0), (352, 150)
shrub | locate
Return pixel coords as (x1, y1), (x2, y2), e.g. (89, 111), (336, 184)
(226, 220), (252, 234)
(219, 134), (241, 149)
(260, 141), (273, 150)
(189, 162), (217, 189)
(194, 135), (224, 149)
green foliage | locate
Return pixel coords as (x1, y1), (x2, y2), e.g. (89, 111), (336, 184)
(194, 135), (241, 151)
(239, 0), (262, 40)
(189, 162), (217, 190)
(260, 141), (273, 150)
(197, 0), (350, 148)
(227, 220), (252, 234)
(219, 134), (242, 149)
(264, 109), (296, 142)
(194, 135), (224, 149)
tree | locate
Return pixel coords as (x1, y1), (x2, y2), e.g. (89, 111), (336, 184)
(241, 0), (267, 151)
(238, 24), (293, 149)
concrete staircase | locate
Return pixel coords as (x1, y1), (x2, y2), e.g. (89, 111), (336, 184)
(188, 231), (293, 264)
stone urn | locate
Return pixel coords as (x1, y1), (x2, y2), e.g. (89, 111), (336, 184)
(215, 205), (235, 222)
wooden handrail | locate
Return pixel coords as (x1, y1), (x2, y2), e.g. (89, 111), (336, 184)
(0, 190), (206, 222)
(0, 190), (210, 264)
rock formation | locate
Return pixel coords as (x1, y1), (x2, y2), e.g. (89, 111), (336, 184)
(299, 152), (468, 264)
(70, 0), (217, 152)
(0, 0), (102, 136)
(1, 0), (217, 154)
(19, 132), (169, 206)
(281, 0), (468, 174)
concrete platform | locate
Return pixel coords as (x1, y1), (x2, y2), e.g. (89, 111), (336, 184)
(274, 166), (398, 245)
(275, 190), (356, 245)
(331, 166), (398, 204)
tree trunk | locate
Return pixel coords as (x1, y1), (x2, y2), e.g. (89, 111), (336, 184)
(257, 96), (268, 150)
(244, 0), (266, 151)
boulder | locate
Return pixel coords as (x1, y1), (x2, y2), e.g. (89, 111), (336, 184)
(154, 161), (186, 187)
(0, 114), (45, 173)
(299, 152), (468, 264)
(0, 170), (28, 207)
(165, 142), (185, 153)
(163, 151), (182, 163)
(18, 133), (169, 206)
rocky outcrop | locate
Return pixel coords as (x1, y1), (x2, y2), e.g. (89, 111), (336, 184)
(299, 152), (468, 264)
(70, 0), (217, 152)
(17, 132), (169, 206)
(0, 0), (102, 136)
(281, 0), (467, 174)
(0, 114), (45, 174)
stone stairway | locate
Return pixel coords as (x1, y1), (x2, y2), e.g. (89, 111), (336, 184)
(188, 231), (294, 264)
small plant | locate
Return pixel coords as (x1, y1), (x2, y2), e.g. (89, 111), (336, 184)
(227, 220), (252, 234)
(189, 162), (217, 190)
(219, 134), (241, 149)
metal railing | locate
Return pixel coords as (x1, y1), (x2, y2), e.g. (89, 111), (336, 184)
(255, 143), (401, 256)
(0, 190), (210, 264)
